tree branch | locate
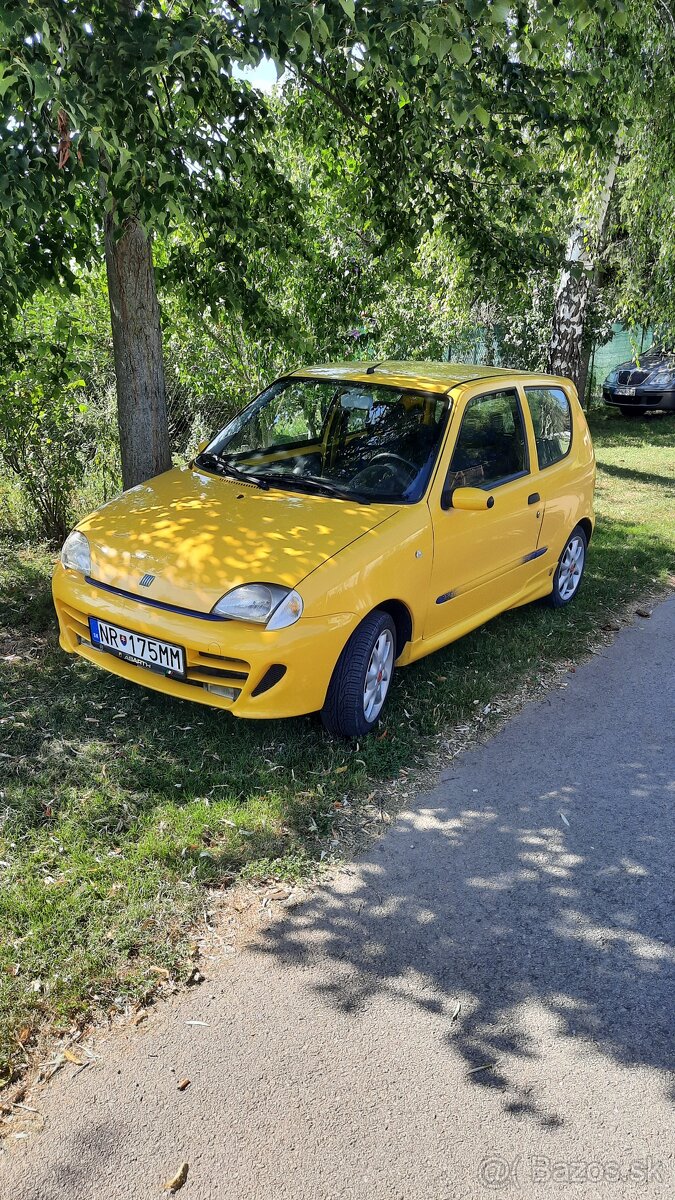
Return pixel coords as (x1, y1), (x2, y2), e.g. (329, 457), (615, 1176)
(294, 69), (369, 130)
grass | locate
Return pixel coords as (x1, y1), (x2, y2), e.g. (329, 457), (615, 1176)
(1, 409), (674, 1080)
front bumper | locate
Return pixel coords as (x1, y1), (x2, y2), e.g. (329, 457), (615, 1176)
(603, 387), (675, 412)
(52, 564), (355, 719)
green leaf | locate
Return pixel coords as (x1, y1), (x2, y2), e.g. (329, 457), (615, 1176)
(202, 46), (220, 74)
(489, 2), (511, 24)
(339, 0), (356, 19)
(0, 73), (18, 98)
(450, 40), (472, 65)
(294, 28), (311, 57)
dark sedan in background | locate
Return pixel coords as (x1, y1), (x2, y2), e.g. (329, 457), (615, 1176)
(603, 347), (675, 416)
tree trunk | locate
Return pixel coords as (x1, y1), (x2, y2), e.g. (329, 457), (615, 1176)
(104, 213), (172, 489)
(547, 150), (620, 390)
(576, 332), (594, 410)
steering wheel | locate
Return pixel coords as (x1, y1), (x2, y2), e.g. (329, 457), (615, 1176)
(350, 452), (418, 492)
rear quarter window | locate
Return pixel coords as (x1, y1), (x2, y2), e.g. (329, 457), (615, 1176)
(525, 387), (572, 469)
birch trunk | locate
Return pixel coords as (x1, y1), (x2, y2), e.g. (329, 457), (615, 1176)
(547, 150), (620, 389)
(104, 213), (172, 489)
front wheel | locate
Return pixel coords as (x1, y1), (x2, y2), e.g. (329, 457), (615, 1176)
(620, 406), (642, 418)
(321, 610), (396, 738)
(548, 526), (588, 608)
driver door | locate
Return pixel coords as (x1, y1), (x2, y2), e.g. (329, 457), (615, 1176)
(424, 385), (544, 642)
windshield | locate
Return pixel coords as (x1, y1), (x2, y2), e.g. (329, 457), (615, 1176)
(198, 377), (450, 503)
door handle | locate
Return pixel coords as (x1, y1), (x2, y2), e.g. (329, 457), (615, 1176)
(528, 492), (540, 505)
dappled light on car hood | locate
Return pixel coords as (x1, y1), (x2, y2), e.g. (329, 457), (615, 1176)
(78, 465), (397, 611)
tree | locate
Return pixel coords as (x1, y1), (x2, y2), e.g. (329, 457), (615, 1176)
(546, 0), (675, 389)
(547, 147), (621, 388)
(1, 0), (627, 488)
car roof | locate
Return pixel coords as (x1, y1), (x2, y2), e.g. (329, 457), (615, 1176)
(289, 361), (571, 394)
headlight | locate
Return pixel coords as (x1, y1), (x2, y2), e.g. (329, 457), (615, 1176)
(212, 584), (303, 629)
(644, 366), (675, 388)
(61, 531), (91, 574)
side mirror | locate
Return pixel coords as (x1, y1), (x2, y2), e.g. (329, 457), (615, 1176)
(449, 486), (495, 512)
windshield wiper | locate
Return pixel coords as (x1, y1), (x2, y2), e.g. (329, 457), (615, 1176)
(266, 474), (372, 504)
(196, 452), (270, 491)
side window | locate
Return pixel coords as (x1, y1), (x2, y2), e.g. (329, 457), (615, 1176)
(445, 388), (528, 493)
(525, 387), (572, 469)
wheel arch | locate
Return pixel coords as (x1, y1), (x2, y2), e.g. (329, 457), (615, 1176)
(375, 599), (413, 659)
(577, 517), (593, 544)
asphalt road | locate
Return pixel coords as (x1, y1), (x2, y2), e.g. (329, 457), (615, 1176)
(3, 598), (674, 1199)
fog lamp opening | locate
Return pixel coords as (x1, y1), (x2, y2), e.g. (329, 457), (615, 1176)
(205, 684), (241, 701)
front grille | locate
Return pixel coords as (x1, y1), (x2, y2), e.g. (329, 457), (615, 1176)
(61, 602), (90, 643)
(617, 369), (649, 385)
(186, 654), (250, 686)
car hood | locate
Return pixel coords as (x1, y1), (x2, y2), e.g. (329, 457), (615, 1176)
(607, 348), (675, 384)
(78, 466), (397, 611)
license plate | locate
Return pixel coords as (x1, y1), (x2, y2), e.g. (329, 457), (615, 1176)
(615, 386), (636, 396)
(88, 617), (186, 679)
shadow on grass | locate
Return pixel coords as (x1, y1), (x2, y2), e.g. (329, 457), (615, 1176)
(596, 460), (675, 492)
(587, 408), (675, 450)
(0, 543), (55, 633)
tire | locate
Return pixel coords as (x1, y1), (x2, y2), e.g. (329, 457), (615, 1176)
(548, 525), (588, 608)
(321, 610), (396, 738)
(620, 406), (642, 418)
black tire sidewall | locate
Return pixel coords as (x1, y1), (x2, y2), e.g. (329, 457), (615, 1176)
(321, 610), (397, 738)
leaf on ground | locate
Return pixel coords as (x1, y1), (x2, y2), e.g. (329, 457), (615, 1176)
(164, 1162), (189, 1192)
(177, 1078), (190, 1091)
(266, 887), (291, 900)
(559, 812), (570, 827)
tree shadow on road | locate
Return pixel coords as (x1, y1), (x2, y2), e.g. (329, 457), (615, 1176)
(251, 676), (675, 1128)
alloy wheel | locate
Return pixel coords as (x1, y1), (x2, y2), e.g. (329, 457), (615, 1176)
(558, 534), (585, 601)
(363, 629), (395, 722)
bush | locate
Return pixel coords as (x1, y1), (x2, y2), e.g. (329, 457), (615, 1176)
(0, 280), (116, 543)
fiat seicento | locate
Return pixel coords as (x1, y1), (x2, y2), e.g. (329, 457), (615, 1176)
(53, 362), (595, 736)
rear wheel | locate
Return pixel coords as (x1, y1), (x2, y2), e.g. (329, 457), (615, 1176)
(548, 526), (587, 608)
(321, 610), (396, 738)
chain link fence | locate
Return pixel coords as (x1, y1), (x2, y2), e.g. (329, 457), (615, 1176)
(445, 322), (653, 408)
(585, 324), (653, 407)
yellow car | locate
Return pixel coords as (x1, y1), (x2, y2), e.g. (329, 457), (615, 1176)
(53, 362), (595, 737)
